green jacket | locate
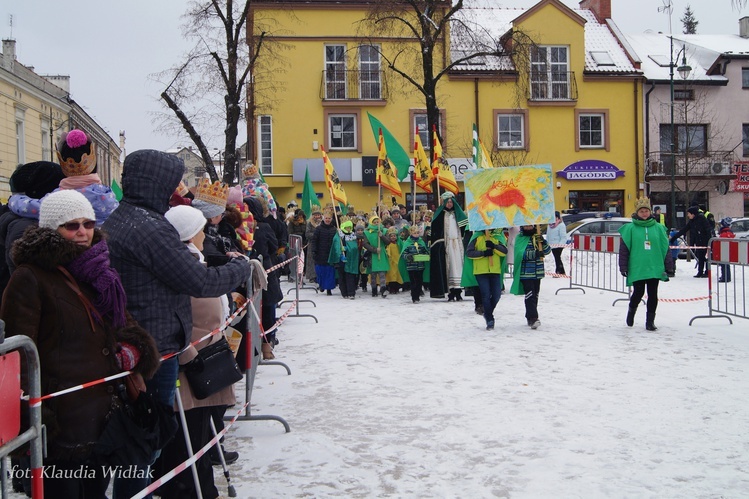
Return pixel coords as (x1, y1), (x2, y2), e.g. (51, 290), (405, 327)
(466, 230), (508, 276)
(363, 225), (390, 273)
(618, 217), (669, 286)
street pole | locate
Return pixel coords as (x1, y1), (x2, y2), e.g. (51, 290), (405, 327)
(669, 35), (676, 229)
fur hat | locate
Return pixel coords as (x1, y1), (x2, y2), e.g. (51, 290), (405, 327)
(191, 199), (225, 219)
(9, 161), (65, 198)
(39, 189), (96, 229)
(165, 205), (207, 241)
(720, 217), (732, 229)
(634, 197), (651, 212)
(56, 129), (97, 176)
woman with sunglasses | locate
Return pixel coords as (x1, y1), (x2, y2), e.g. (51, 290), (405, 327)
(1, 189), (159, 498)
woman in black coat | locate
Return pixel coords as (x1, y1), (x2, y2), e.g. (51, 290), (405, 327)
(310, 210), (338, 294)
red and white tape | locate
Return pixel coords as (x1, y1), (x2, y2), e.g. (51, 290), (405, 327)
(131, 401), (250, 499)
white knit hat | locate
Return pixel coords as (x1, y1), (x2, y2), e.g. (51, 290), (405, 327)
(165, 205), (206, 242)
(191, 199), (225, 219)
(39, 190), (96, 229)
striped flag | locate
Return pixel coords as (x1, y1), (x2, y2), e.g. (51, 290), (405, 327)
(413, 127), (434, 193)
(432, 128), (459, 195)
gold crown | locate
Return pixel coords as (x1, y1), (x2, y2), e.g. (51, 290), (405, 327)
(175, 181), (189, 196)
(195, 178), (229, 206)
(57, 142), (97, 177)
(242, 163), (259, 179)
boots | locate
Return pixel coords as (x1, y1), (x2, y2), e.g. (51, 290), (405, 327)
(261, 342), (275, 360)
(626, 306), (637, 327)
(447, 289), (455, 302)
(454, 289), (463, 301)
(372, 284), (378, 297)
(645, 313), (657, 331)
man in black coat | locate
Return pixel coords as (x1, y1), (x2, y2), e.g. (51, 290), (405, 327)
(670, 206), (713, 277)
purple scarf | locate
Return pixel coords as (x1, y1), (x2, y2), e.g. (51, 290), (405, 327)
(66, 240), (128, 328)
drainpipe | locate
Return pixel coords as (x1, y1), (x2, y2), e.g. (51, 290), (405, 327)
(633, 80), (640, 197)
(474, 78), (480, 132)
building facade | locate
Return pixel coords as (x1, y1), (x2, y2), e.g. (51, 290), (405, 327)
(0, 39), (121, 202)
(627, 25), (749, 225)
(248, 0), (643, 216)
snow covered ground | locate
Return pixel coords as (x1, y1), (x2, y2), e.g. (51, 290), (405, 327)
(219, 255), (749, 498)
(5, 254), (748, 498)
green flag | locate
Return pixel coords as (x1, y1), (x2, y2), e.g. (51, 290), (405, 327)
(111, 178), (123, 201)
(367, 112), (410, 181)
(301, 166), (321, 218)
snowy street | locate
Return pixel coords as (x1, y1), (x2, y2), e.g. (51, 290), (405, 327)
(223, 258), (749, 498)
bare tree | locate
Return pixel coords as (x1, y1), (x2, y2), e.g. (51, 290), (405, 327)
(154, 0), (266, 184)
(358, 0), (535, 150)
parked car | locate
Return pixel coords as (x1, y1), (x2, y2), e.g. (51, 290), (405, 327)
(729, 217), (749, 239)
(561, 210), (622, 225)
(565, 217), (632, 244)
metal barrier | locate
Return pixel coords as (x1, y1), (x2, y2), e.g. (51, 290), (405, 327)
(690, 237), (747, 325)
(0, 320), (44, 499)
(556, 234), (630, 306)
(280, 234), (318, 323)
(234, 266), (290, 431)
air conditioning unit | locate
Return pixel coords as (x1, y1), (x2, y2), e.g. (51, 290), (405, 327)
(711, 162), (731, 175)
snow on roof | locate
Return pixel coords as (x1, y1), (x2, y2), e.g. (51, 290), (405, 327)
(625, 32), (732, 83)
(450, 5), (637, 74)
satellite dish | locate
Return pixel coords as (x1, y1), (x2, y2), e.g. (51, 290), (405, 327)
(717, 180), (729, 195)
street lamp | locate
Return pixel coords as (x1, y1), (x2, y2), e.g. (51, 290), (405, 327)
(669, 37), (692, 228)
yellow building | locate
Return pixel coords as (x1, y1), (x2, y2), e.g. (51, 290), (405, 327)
(1, 39), (122, 202)
(248, 0), (643, 216)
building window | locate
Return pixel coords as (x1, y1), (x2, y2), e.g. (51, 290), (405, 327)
(16, 120), (26, 165)
(325, 44), (346, 99)
(328, 114), (357, 150)
(575, 110), (609, 151)
(496, 112), (526, 149)
(660, 124), (708, 155)
(358, 45), (381, 100)
(743, 124), (749, 157)
(41, 120), (51, 161)
(743, 68), (749, 89)
(410, 110), (445, 151)
(530, 46), (570, 100)
(258, 115), (272, 174)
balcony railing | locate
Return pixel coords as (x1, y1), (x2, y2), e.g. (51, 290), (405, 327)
(645, 151), (738, 178)
(528, 71), (578, 102)
(320, 69), (388, 101)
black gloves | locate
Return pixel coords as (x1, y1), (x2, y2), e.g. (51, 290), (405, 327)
(666, 269), (675, 277)
(483, 249), (494, 256)
(621, 271), (628, 277)
(485, 240), (496, 250)
(535, 250), (545, 259)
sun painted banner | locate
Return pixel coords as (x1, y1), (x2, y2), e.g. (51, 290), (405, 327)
(463, 164), (555, 230)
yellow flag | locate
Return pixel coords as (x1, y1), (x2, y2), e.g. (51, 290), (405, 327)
(377, 129), (402, 197)
(432, 129), (459, 195)
(322, 148), (347, 206)
(414, 130), (434, 193)
(478, 138), (493, 169)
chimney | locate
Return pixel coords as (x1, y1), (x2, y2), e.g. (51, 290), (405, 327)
(740, 17), (749, 38)
(2, 39), (16, 71)
(579, 0), (611, 23)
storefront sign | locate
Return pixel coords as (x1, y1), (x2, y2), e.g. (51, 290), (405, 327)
(735, 161), (749, 192)
(557, 160), (625, 180)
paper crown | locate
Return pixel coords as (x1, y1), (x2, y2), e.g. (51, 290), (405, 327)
(175, 181), (190, 196)
(242, 163), (259, 179)
(56, 129), (97, 176)
(195, 178), (229, 207)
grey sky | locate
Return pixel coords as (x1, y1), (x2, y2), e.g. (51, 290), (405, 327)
(1, 0), (746, 154)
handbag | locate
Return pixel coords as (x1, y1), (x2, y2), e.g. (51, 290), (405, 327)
(94, 377), (178, 466)
(184, 337), (244, 399)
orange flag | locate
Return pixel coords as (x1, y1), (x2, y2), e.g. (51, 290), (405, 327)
(414, 128), (434, 193)
(432, 128), (459, 195)
(322, 147), (347, 206)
